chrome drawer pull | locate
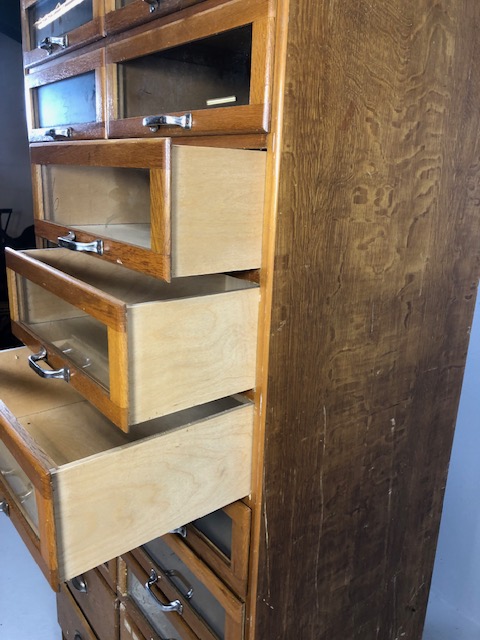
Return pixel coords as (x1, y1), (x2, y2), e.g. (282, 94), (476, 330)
(165, 569), (194, 599)
(28, 348), (70, 382)
(58, 231), (103, 255)
(39, 35), (68, 54)
(142, 113), (192, 132)
(145, 569), (183, 614)
(19, 487), (34, 503)
(142, 0), (160, 12)
(45, 128), (72, 140)
(74, 634), (83, 640)
(71, 575), (88, 593)
(170, 526), (187, 538)
(0, 500), (9, 517)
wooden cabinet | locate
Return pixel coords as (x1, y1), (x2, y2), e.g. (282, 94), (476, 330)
(31, 139), (266, 280)
(9, 0), (480, 639)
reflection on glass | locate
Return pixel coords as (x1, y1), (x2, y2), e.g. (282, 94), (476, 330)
(192, 509), (233, 559)
(35, 72), (96, 128)
(28, 0), (93, 49)
(0, 441), (39, 535)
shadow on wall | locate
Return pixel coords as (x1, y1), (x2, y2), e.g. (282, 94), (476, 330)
(0, 225), (35, 349)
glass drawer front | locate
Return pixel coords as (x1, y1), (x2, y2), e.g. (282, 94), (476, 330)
(119, 25), (252, 119)
(28, 0), (94, 49)
(144, 538), (226, 639)
(42, 165), (151, 249)
(0, 441), (39, 534)
(192, 508), (233, 560)
(35, 71), (97, 128)
(128, 571), (183, 640)
(16, 276), (109, 389)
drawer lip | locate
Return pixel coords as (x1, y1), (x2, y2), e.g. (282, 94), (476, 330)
(1, 347), (254, 587)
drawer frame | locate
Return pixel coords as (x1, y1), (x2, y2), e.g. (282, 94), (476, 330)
(21, 0), (106, 69)
(167, 500), (251, 598)
(25, 47), (106, 142)
(105, 0), (208, 36)
(106, 0), (275, 138)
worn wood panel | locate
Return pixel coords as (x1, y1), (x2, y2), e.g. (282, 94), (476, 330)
(255, 1), (480, 639)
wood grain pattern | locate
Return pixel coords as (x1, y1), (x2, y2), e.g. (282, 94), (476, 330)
(67, 568), (118, 640)
(253, 1), (480, 639)
(105, 0), (208, 36)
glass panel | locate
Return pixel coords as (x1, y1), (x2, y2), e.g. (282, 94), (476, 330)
(119, 25), (252, 118)
(17, 276), (109, 389)
(28, 0), (93, 49)
(127, 571), (183, 640)
(192, 509), (232, 560)
(42, 165), (151, 249)
(143, 538), (226, 639)
(0, 441), (39, 534)
(35, 71), (96, 128)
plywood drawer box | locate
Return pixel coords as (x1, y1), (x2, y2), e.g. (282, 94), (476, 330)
(168, 500), (251, 598)
(21, 0), (105, 69)
(25, 47), (105, 142)
(105, 0), (208, 36)
(6, 248), (259, 431)
(31, 139), (266, 280)
(0, 347), (253, 588)
(106, 0), (274, 138)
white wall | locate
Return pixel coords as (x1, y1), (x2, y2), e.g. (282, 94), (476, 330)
(0, 32), (33, 238)
(425, 290), (480, 632)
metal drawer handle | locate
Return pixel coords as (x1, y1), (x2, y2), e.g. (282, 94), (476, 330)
(39, 35), (68, 54)
(142, 113), (192, 132)
(28, 348), (70, 382)
(145, 569), (183, 614)
(170, 526), (187, 538)
(58, 231), (103, 255)
(0, 500), (9, 517)
(45, 128), (72, 140)
(19, 487), (34, 503)
(0, 468), (17, 477)
(165, 569), (194, 600)
(71, 575), (88, 593)
(74, 634), (83, 640)
(142, 0), (160, 12)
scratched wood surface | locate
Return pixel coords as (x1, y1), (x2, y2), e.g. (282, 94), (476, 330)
(255, 1), (480, 638)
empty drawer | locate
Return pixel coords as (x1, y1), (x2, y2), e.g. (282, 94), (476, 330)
(6, 248), (259, 431)
(31, 139), (266, 280)
(0, 347), (253, 588)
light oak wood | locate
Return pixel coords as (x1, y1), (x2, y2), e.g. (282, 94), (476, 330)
(0, 347), (254, 586)
(7, 248), (259, 430)
(31, 139), (266, 280)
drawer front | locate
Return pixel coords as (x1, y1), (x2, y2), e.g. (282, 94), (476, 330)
(97, 559), (118, 592)
(21, 0), (105, 68)
(0, 346), (253, 588)
(25, 48), (105, 142)
(6, 247), (259, 431)
(31, 139), (266, 281)
(106, 0), (274, 138)
(133, 536), (244, 640)
(168, 501), (251, 598)
(57, 584), (99, 640)
(121, 560), (198, 640)
(105, 0), (208, 36)
(68, 568), (118, 640)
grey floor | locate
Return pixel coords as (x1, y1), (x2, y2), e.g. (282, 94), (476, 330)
(1, 510), (480, 640)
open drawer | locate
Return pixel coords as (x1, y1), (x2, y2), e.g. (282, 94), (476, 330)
(106, 0), (274, 138)
(21, 0), (105, 69)
(25, 47), (106, 142)
(0, 347), (253, 589)
(6, 248), (258, 431)
(31, 139), (266, 280)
